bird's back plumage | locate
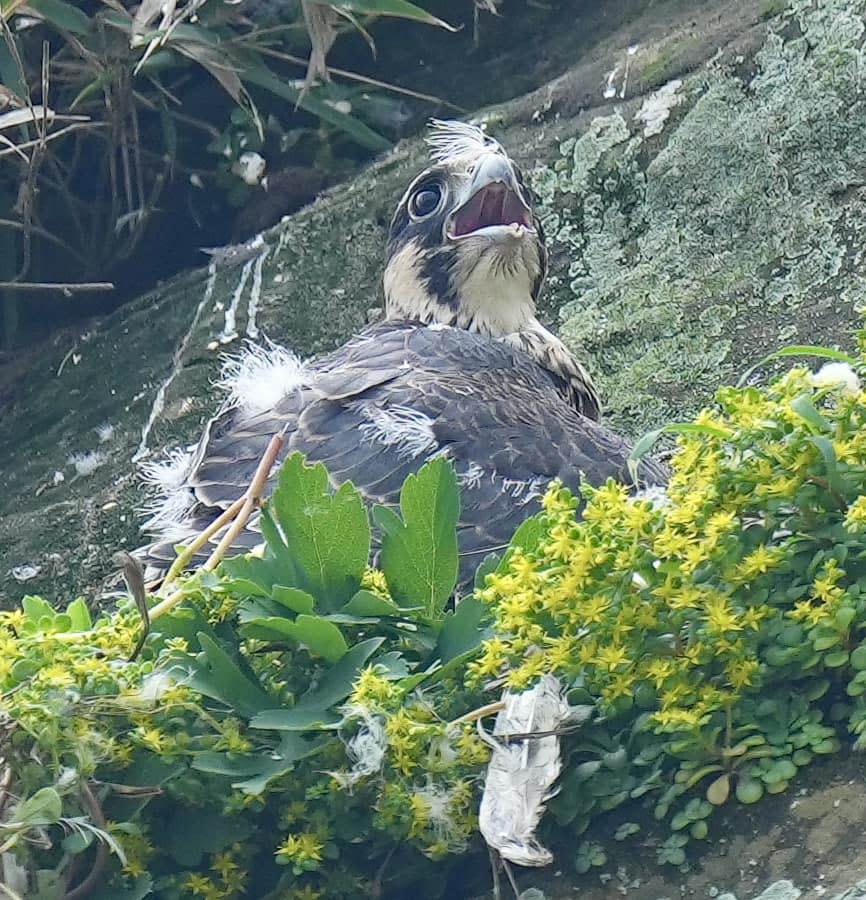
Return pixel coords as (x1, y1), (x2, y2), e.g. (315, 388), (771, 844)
(139, 321), (665, 586)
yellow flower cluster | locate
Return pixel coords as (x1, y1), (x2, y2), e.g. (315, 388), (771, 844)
(473, 363), (866, 732)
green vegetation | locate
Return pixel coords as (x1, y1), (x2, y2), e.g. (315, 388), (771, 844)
(0, 0), (456, 344)
(6, 334), (866, 896)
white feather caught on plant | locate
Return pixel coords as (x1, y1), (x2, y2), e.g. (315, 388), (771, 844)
(479, 674), (591, 867)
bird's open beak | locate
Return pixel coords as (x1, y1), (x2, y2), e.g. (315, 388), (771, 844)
(447, 153), (534, 240)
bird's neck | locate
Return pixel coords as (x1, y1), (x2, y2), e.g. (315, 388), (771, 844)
(383, 244), (536, 335)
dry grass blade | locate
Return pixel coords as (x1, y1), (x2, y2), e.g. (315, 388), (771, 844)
(301, 0), (339, 88)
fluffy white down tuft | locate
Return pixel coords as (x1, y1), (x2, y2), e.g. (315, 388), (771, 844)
(426, 118), (500, 164)
(217, 339), (311, 415)
(355, 403), (438, 459)
(138, 447), (196, 540)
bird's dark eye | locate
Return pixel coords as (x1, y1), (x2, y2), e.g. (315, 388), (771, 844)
(409, 183), (442, 218)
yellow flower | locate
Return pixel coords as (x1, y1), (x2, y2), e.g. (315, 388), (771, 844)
(182, 874), (215, 896)
(593, 643), (630, 671)
(351, 666), (399, 708)
(703, 594), (742, 635)
(844, 495), (866, 531)
(735, 545), (783, 581)
(361, 566), (391, 599)
(727, 658), (759, 689)
(275, 833), (323, 865)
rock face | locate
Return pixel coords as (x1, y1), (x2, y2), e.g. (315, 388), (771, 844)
(2, 0), (866, 606)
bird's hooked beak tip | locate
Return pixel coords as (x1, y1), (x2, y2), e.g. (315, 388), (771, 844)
(447, 152), (534, 241)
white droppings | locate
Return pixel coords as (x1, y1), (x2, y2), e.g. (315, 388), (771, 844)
(219, 256), (255, 344)
(245, 246), (271, 339)
(133, 261), (218, 461)
(355, 403), (438, 460)
(635, 79), (683, 137)
(52, 470), (65, 485)
(94, 422), (115, 443)
(68, 450), (108, 477)
(11, 564), (41, 582)
(217, 340), (311, 416)
(603, 64), (620, 99)
(810, 361), (861, 396)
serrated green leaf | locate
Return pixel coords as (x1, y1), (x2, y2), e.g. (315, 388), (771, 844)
(435, 596), (487, 663)
(377, 457), (459, 617)
(267, 454), (370, 610)
(22, 595), (54, 624)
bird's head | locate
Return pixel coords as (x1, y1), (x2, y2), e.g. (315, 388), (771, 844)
(383, 120), (546, 335)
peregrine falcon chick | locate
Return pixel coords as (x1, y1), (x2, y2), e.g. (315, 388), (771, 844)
(138, 121), (665, 587)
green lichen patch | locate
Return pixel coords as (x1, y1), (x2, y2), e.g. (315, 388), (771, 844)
(538, 0), (866, 437)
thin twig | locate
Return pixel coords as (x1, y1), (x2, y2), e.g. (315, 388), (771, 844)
(0, 281), (113, 292)
(448, 701), (505, 727)
(240, 42), (465, 111)
(149, 428), (287, 620)
(159, 495), (245, 592)
(0, 122), (102, 159)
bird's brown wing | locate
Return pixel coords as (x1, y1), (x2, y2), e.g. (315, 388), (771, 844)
(139, 321), (666, 585)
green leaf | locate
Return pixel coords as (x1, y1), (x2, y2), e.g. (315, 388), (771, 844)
(850, 644), (866, 670)
(174, 633), (272, 718)
(376, 457), (460, 617)
(271, 586), (316, 615)
(790, 394), (831, 432)
(193, 733), (327, 795)
(267, 453), (370, 610)
(241, 614), (348, 663)
(738, 345), (859, 387)
(22, 595), (55, 624)
(435, 596), (488, 663)
(342, 590), (407, 617)
(13, 787), (62, 826)
(65, 597), (92, 631)
(250, 637), (384, 730)
(329, 0), (455, 28)
(27, 0), (91, 34)
(163, 807), (253, 867)
(239, 64), (390, 151)
(0, 32), (26, 99)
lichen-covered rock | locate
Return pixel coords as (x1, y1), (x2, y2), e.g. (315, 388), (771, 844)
(1, 0), (864, 603)
(537, 0), (866, 432)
